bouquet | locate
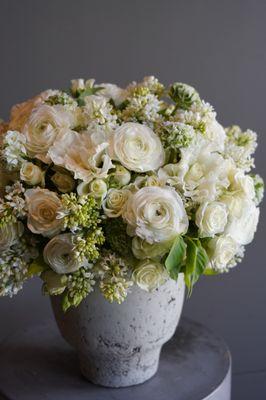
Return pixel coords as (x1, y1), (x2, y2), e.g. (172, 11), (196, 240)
(0, 76), (263, 311)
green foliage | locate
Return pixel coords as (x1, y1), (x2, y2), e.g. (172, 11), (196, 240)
(165, 236), (186, 280)
(184, 238), (209, 295)
(27, 255), (48, 278)
(103, 218), (133, 258)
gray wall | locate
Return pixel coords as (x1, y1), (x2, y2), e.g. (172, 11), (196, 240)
(0, 0), (265, 398)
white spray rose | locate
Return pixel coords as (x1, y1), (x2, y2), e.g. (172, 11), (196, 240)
(51, 172), (75, 193)
(103, 188), (131, 218)
(49, 129), (113, 183)
(0, 222), (24, 251)
(208, 235), (239, 271)
(132, 236), (172, 260)
(123, 186), (188, 243)
(196, 201), (228, 238)
(43, 233), (80, 274)
(224, 199), (259, 245)
(110, 122), (165, 172)
(23, 104), (74, 162)
(132, 259), (168, 291)
(20, 162), (44, 186)
(89, 179), (108, 199)
(112, 165), (131, 186)
(25, 188), (63, 237)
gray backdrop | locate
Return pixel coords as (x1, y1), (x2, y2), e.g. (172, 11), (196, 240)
(0, 1), (265, 398)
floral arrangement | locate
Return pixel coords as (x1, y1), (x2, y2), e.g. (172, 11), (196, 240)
(0, 76), (263, 311)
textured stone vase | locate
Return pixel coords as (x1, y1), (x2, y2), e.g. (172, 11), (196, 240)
(51, 273), (185, 388)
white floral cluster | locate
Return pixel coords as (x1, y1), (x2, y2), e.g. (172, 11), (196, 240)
(0, 76), (263, 308)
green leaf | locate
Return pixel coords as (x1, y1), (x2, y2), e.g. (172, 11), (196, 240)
(184, 238), (209, 295)
(203, 268), (219, 276)
(165, 236), (186, 280)
(27, 256), (48, 278)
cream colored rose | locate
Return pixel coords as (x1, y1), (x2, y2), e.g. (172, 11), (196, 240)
(110, 122), (165, 172)
(123, 186), (188, 243)
(208, 235), (239, 271)
(132, 236), (172, 260)
(23, 104), (74, 162)
(0, 222), (24, 251)
(224, 199), (259, 245)
(20, 162), (44, 186)
(132, 259), (168, 291)
(196, 201), (228, 238)
(103, 188), (131, 218)
(43, 233), (80, 274)
(51, 172), (75, 193)
(112, 165), (131, 186)
(25, 188), (63, 237)
(49, 129), (113, 182)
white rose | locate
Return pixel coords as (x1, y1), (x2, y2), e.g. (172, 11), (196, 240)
(103, 188), (131, 218)
(25, 188), (63, 237)
(205, 120), (226, 152)
(43, 233), (80, 274)
(132, 236), (172, 260)
(229, 169), (255, 200)
(0, 222), (24, 251)
(51, 172), (75, 193)
(208, 235), (239, 271)
(196, 201), (228, 238)
(49, 129), (113, 182)
(224, 199), (259, 245)
(110, 122), (165, 172)
(132, 259), (168, 291)
(97, 83), (127, 106)
(20, 162), (44, 186)
(112, 165), (131, 186)
(158, 163), (180, 186)
(23, 104), (74, 162)
(89, 179), (108, 199)
(123, 186), (188, 243)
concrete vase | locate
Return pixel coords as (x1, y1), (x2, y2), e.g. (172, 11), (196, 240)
(51, 273), (185, 388)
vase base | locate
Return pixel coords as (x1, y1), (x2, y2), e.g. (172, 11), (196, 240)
(79, 348), (161, 388)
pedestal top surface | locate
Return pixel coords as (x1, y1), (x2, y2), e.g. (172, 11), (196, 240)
(0, 318), (231, 400)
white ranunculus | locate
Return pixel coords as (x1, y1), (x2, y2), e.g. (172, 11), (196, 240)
(123, 186), (188, 243)
(110, 122), (165, 172)
(0, 222), (24, 251)
(132, 259), (168, 291)
(196, 201), (228, 238)
(23, 104), (74, 163)
(49, 129), (113, 183)
(20, 162), (44, 186)
(132, 236), (172, 260)
(25, 188), (63, 237)
(208, 235), (239, 271)
(176, 135), (231, 203)
(43, 233), (80, 274)
(51, 171), (75, 193)
(224, 199), (259, 245)
(97, 83), (127, 106)
(89, 179), (108, 200)
(9, 89), (59, 131)
(103, 188), (131, 218)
